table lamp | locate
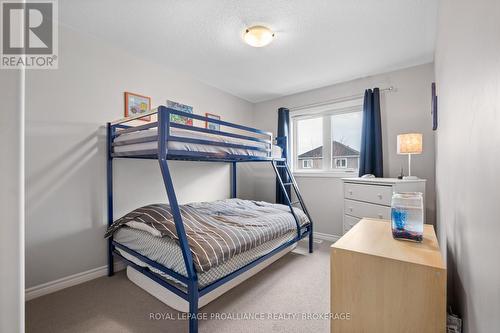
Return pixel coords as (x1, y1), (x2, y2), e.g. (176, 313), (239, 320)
(397, 133), (422, 180)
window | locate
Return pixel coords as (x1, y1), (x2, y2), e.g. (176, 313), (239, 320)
(302, 159), (313, 168)
(334, 158), (347, 168)
(292, 107), (362, 173)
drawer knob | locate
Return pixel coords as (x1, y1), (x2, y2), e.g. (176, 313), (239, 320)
(349, 207), (353, 212)
(378, 214), (383, 219)
(348, 190), (353, 195)
(377, 193), (383, 199)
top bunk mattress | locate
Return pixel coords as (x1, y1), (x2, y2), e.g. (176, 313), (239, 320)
(113, 127), (282, 158)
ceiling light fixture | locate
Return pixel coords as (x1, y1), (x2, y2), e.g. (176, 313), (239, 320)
(243, 25), (275, 47)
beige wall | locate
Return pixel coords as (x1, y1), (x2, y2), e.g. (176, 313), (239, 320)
(252, 63), (436, 236)
(25, 26), (254, 288)
(435, 0), (500, 331)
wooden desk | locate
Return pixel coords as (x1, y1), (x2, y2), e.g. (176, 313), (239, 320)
(330, 219), (446, 333)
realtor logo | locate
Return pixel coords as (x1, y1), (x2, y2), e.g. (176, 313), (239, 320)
(1, 0), (58, 69)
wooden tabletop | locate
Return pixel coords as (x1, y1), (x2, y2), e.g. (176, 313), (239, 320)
(332, 218), (445, 270)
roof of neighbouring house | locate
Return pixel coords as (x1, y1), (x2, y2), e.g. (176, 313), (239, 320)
(298, 141), (360, 159)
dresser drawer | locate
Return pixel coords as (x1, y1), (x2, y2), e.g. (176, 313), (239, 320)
(344, 183), (393, 206)
(343, 215), (361, 233)
(344, 199), (391, 220)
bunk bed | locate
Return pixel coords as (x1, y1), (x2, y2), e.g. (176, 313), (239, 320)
(106, 106), (313, 333)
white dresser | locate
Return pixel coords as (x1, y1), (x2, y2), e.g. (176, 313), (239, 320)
(342, 177), (426, 234)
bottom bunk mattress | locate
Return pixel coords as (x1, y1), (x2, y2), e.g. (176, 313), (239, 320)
(125, 241), (296, 312)
(107, 199), (310, 274)
(114, 227), (296, 288)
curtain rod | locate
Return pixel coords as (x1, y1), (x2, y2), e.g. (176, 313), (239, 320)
(288, 86), (395, 111)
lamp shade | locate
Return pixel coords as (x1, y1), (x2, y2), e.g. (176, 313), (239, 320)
(397, 133), (423, 154)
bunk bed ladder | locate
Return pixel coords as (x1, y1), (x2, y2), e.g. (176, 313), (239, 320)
(271, 160), (314, 253)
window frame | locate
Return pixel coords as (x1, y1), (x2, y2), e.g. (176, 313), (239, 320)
(291, 101), (363, 176)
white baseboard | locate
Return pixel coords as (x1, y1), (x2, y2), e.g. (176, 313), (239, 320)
(299, 231), (341, 243)
(25, 232), (340, 301)
(25, 261), (126, 301)
(313, 231), (341, 243)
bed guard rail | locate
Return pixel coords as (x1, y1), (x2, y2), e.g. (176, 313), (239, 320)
(109, 106), (276, 159)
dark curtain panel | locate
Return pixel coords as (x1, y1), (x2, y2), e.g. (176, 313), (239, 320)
(276, 107), (291, 204)
(359, 88), (384, 177)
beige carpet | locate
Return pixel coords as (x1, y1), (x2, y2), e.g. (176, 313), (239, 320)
(26, 240), (331, 333)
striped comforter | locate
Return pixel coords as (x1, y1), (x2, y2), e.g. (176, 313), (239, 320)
(105, 199), (309, 272)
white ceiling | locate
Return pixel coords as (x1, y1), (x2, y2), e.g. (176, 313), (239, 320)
(60, 0), (438, 102)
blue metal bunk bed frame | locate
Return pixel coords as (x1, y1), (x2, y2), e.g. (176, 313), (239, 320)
(107, 105), (313, 333)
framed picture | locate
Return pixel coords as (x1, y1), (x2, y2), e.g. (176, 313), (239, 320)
(167, 100), (193, 126)
(431, 82), (438, 130)
(205, 113), (221, 131)
(125, 92), (151, 122)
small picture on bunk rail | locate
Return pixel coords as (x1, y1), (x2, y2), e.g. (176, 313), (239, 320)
(205, 113), (221, 131)
(124, 92), (151, 122)
(167, 100), (194, 126)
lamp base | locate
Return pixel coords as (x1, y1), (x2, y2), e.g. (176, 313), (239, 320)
(402, 175), (419, 180)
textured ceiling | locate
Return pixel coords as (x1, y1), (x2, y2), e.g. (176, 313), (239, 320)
(60, 0), (438, 102)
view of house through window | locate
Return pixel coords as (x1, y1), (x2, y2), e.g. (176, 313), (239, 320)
(294, 110), (362, 172)
(330, 111), (362, 170)
(295, 117), (323, 170)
